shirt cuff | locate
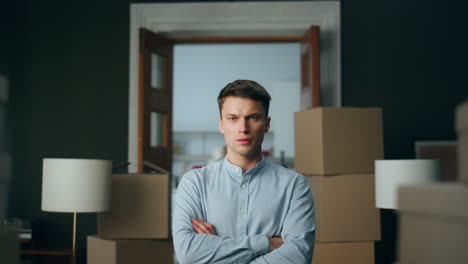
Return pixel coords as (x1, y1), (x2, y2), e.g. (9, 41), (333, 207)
(250, 235), (269, 256)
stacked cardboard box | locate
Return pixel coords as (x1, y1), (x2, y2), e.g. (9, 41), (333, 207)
(398, 184), (468, 263)
(88, 173), (173, 264)
(294, 107), (383, 264)
(398, 100), (468, 264)
(88, 236), (173, 264)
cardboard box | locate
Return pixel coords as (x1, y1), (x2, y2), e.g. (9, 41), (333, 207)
(398, 183), (468, 264)
(295, 107), (383, 175)
(307, 174), (380, 242)
(457, 100), (468, 185)
(312, 242), (374, 264)
(98, 173), (170, 239)
(0, 227), (19, 264)
(87, 236), (173, 264)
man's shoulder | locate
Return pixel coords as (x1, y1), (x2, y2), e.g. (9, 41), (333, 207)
(264, 159), (306, 181)
(181, 159), (223, 181)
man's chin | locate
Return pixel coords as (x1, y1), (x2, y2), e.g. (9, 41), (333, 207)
(234, 148), (261, 159)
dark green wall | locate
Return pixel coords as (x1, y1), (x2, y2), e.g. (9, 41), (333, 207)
(0, 6), (10, 76)
(6, 0), (131, 255)
(0, 0), (13, 153)
(5, 0), (468, 263)
(342, 0), (468, 156)
(342, 0), (468, 263)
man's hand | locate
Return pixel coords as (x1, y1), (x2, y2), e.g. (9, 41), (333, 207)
(191, 218), (217, 235)
(192, 218), (282, 251)
(268, 237), (283, 252)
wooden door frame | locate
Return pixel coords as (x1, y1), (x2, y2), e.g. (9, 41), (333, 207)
(128, 1), (341, 173)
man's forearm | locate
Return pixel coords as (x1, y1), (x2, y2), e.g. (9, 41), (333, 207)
(174, 227), (269, 264)
(248, 232), (315, 264)
(193, 218), (283, 253)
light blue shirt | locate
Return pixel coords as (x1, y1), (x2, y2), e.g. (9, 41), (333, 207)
(173, 157), (315, 264)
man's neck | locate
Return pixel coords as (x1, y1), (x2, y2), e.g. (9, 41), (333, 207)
(226, 152), (263, 174)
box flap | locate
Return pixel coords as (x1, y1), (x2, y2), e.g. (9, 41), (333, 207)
(456, 99), (468, 132)
(398, 183), (468, 218)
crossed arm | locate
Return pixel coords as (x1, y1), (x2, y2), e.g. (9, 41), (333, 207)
(191, 218), (284, 252)
(173, 175), (315, 264)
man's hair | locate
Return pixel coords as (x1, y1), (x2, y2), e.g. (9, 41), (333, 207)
(217, 80), (271, 118)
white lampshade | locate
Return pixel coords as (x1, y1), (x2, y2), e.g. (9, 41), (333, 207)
(41, 158), (112, 213)
(375, 159), (440, 209)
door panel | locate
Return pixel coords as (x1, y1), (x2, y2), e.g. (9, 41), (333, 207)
(301, 25), (320, 109)
(138, 28), (173, 173)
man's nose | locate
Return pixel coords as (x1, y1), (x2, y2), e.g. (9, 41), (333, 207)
(238, 119), (249, 134)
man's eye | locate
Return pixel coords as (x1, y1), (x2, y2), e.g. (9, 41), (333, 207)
(249, 116), (259, 121)
(228, 117), (237, 120)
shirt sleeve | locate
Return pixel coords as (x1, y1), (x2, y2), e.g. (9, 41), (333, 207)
(248, 175), (316, 264)
(173, 172), (270, 264)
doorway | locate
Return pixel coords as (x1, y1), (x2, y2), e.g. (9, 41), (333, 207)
(172, 42), (301, 181)
(128, 1), (341, 172)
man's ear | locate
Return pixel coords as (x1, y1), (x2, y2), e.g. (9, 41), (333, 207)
(218, 117), (224, 134)
(265, 116), (271, 133)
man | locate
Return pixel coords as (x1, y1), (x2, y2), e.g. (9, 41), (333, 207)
(173, 80), (315, 264)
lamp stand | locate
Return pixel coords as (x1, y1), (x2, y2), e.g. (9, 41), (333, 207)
(72, 212), (77, 264)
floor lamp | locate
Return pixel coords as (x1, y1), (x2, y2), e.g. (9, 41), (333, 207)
(41, 158), (112, 264)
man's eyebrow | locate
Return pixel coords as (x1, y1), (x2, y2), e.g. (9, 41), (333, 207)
(224, 112), (262, 117)
(247, 112), (263, 117)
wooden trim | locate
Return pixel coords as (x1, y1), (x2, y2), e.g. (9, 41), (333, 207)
(311, 26), (320, 107)
(173, 36), (303, 43)
(139, 28), (174, 173)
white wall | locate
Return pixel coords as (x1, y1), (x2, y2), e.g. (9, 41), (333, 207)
(269, 81), (300, 158)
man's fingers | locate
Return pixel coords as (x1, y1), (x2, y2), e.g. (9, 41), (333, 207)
(198, 220), (214, 235)
(191, 219), (202, 233)
(268, 237), (284, 252)
(192, 221), (202, 233)
(194, 226), (203, 234)
(202, 222), (216, 235)
(191, 218), (216, 235)
(206, 223), (216, 234)
(192, 219), (210, 234)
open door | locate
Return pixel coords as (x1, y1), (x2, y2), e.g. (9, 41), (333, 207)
(300, 25), (320, 109)
(138, 28), (174, 173)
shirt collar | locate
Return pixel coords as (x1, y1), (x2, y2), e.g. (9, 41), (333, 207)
(222, 156), (267, 180)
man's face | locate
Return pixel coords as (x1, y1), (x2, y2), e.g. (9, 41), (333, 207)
(218, 96), (270, 160)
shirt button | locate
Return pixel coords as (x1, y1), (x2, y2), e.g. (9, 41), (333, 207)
(240, 209), (245, 214)
(241, 184), (247, 189)
(236, 168), (241, 173)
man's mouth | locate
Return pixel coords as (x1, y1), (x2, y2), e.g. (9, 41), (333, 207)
(237, 138), (252, 144)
